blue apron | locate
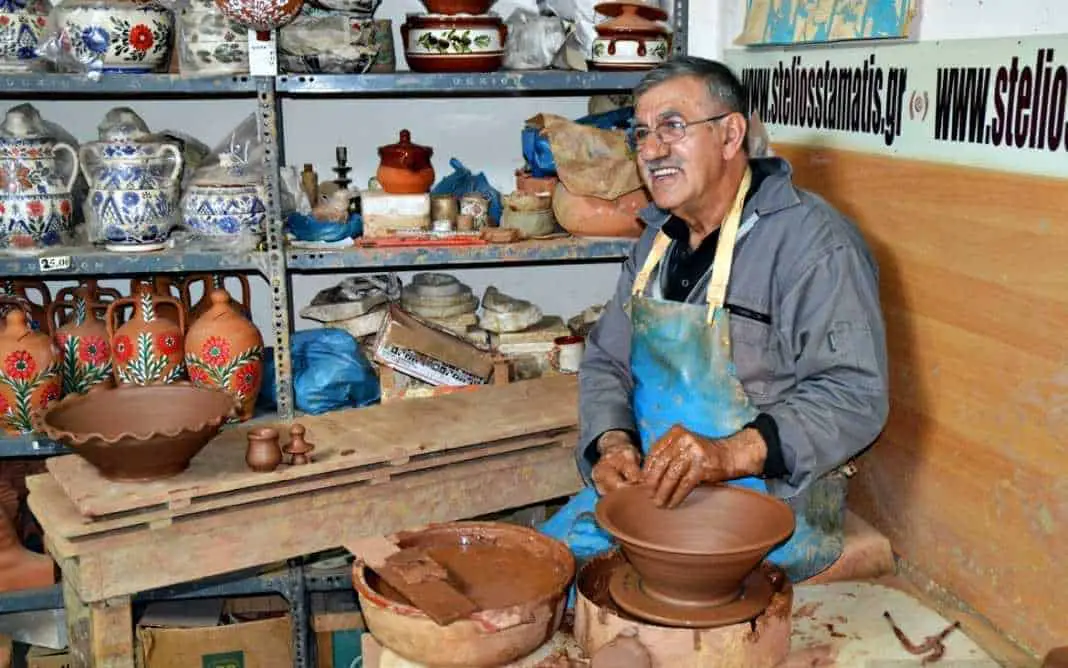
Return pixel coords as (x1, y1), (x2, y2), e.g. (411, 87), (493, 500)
(540, 169), (847, 584)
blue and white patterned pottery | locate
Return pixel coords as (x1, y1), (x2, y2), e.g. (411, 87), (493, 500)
(0, 0), (50, 73)
(53, 0), (174, 73)
(181, 183), (266, 241)
(88, 188), (176, 252)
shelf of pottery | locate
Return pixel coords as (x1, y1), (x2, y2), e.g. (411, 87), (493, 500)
(0, 0), (679, 79)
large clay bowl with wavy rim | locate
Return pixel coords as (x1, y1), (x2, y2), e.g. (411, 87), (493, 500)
(36, 383), (237, 482)
(596, 484), (795, 608)
(352, 521), (575, 667)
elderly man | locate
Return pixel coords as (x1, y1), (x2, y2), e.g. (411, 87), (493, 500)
(540, 56), (889, 583)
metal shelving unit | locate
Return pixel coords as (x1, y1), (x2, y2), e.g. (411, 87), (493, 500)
(0, 1), (687, 660)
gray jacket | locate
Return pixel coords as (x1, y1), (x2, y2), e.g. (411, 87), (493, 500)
(577, 156), (889, 499)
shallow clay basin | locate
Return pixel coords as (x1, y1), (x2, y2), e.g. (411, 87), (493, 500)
(352, 521), (574, 667)
(38, 383), (237, 482)
(596, 484), (795, 607)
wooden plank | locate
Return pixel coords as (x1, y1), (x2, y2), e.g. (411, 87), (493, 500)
(774, 143), (1068, 657)
(38, 430), (575, 540)
(35, 445), (582, 602)
(46, 374), (578, 520)
(63, 579), (133, 668)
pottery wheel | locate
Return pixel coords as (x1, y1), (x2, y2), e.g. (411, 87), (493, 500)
(608, 562), (773, 628)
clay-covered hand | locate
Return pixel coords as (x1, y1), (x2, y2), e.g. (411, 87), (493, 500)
(640, 424), (732, 508)
(591, 430), (642, 496)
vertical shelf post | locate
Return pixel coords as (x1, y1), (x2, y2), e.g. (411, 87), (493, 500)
(255, 76), (296, 421)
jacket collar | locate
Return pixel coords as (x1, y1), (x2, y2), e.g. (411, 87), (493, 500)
(637, 156), (801, 230)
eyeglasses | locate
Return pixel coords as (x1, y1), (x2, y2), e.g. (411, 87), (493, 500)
(627, 111), (733, 150)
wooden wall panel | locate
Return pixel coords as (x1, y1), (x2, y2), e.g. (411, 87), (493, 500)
(773, 144), (1068, 656)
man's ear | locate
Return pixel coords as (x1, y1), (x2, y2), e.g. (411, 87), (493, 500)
(721, 113), (748, 160)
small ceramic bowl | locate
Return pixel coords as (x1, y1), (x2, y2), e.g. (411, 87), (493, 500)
(53, 0), (175, 73)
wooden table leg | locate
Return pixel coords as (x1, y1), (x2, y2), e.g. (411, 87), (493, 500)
(63, 579), (134, 668)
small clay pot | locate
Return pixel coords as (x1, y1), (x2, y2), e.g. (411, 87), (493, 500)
(376, 129), (434, 194)
(246, 426), (282, 472)
(420, 0), (494, 14)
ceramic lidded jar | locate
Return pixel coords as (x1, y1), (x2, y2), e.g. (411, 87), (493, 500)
(0, 310), (61, 435)
(0, 0), (50, 73)
(376, 130), (435, 195)
(0, 106), (78, 252)
(589, 0), (671, 71)
(106, 283), (187, 386)
(81, 108), (184, 253)
(400, 14), (506, 73)
(183, 289), (263, 421)
(52, 0), (175, 73)
(48, 285), (115, 396)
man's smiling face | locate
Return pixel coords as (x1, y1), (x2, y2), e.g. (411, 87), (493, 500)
(633, 75), (738, 215)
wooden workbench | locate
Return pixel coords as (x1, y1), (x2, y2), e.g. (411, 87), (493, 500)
(26, 376), (583, 668)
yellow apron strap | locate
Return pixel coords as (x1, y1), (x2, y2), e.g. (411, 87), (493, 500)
(630, 168), (754, 322)
(631, 232), (672, 296)
(705, 167), (752, 323)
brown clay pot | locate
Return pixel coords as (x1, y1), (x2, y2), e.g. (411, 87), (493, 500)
(595, 484), (795, 608)
(52, 280), (121, 328)
(37, 383), (237, 481)
(376, 130), (435, 194)
(515, 170), (559, 196)
(421, 0), (494, 13)
(0, 311), (61, 435)
(106, 284), (187, 386)
(552, 182), (648, 238)
(48, 286), (115, 396)
(0, 280), (51, 335)
(400, 14), (507, 73)
(183, 289), (264, 421)
(181, 273), (253, 323)
(246, 426), (282, 472)
(0, 480), (55, 593)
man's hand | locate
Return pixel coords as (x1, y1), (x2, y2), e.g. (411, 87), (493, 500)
(640, 424), (768, 508)
(591, 430), (641, 495)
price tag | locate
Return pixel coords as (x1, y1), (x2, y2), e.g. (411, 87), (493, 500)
(247, 29), (278, 77)
(38, 255), (72, 272)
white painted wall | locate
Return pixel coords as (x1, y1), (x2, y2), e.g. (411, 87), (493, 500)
(16, 0), (1068, 338)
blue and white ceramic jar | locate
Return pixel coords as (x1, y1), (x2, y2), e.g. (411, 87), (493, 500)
(53, 0), (174, 73)
(181, 183), (267, 241)
(0, 106), (79, 253)
(0, 0), (50, 73)
(79, 108), (183, 252)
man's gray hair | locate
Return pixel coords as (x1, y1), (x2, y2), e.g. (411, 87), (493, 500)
(634, 56), (748, 116)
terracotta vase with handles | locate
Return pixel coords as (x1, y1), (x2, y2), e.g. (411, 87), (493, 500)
(181, 273), (253, 323)
(0, 310), (61, 435)
(52, 280), (121, 329)
(0, 280), (52, 335)
(127, 276), (184, 326)
(106, 284), (186, 386)
(183, 289), (263, 421)
(48, 285), (115, 396)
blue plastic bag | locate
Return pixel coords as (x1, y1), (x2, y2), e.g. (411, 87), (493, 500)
(259, 328), (380, 415)
(431, 158), (502, 224)
(286, 211), (363, 242)
(522, 107), (635, 178)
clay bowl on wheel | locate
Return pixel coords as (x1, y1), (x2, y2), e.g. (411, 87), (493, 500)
(36, 383), (238, 482)
(352, 521), (575, 667)
(596, 484), (795, 608)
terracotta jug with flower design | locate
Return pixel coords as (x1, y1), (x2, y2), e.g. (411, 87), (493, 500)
(106, 283), (186, 386)
(48, 285), (115, 396)
(0, 311), (61, 435)
(183, 289), (263, 421)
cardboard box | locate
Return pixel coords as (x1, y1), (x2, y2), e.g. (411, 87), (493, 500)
(26, 647), (70, 668)
(138, 597), (293, 668)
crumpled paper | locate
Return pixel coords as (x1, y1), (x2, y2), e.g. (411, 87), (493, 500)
(528, 113), (642, 200)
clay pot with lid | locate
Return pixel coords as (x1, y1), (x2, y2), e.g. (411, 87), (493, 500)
(183, 289), (264, 421)
(376, 130), (435, 195)
(0, 310), (61, 435)
(106, 284), (187, 386)
(589, 0), (671, 70)
(48, 285), (115, 396)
